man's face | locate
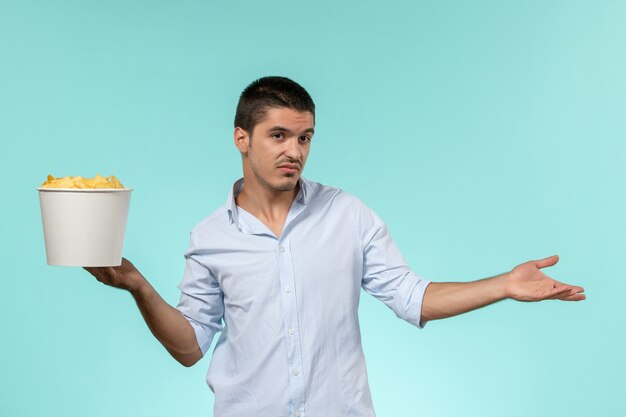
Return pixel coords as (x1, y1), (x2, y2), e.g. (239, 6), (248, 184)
(236, 107), (315, 192)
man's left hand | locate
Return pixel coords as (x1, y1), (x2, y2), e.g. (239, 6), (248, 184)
(505, 255), (586, 302)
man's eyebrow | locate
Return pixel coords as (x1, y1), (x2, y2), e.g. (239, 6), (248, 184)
(267, 126), (315, 135)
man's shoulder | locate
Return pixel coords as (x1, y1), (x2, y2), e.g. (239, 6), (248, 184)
(304, 178), (340, 198)
(189, 204), (230, 237)
(305, 178), (368, 211)
(304, 178), (357, 205)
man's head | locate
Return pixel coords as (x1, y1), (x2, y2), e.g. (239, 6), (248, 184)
(234, 77), (315, 193)
(234, 76), (315, 133)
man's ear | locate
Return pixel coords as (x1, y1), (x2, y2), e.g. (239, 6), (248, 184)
(234, 127), (250, 154)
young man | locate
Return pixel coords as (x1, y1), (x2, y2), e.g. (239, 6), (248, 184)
(85, 76), (585, 417)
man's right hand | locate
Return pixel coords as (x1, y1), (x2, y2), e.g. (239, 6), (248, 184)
(83, 257), (203, 366)
(84, 258), (145, 293)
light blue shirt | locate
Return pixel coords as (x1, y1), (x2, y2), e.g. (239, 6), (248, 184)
(176, 177), (431, 417)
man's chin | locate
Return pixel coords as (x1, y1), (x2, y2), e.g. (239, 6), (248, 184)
(273, 176), (299, 192)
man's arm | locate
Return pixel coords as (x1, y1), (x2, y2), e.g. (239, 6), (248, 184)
(84, 258), (203, 367)
(421, 255), (586, 323)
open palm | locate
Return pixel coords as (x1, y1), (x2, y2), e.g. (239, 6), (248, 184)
(506, 255), (586, 302)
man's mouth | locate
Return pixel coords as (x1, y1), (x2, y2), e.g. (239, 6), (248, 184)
(277, 164), (300, 174)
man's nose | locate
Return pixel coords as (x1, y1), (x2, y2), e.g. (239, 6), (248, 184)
(284, 137), (302, 161)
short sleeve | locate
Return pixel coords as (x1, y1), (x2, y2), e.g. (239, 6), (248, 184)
(175, 230), (225, 356)
(354, 197), (431, 328)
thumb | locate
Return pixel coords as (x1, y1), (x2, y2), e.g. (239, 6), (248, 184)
(533, 254), (559, 269)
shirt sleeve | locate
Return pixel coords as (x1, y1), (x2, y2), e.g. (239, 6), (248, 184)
(175, 230), (225, 356)
(354, 197), (431, 329)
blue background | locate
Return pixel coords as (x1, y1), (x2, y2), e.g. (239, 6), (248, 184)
(1, 1), (624, 416)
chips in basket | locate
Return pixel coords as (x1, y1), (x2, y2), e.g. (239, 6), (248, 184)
(41, 174), (124, 189)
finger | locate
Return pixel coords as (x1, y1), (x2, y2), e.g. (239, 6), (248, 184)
(83, 266), (113, 283)
(546, 285), (573, 300)
(83, 266), (101, 279)
(548, 284), (586, 300)
(554, 281), (584, 294)
(557, 293), (587, 301)
(534, 255), (559, 269)
(566, 286), (585, 296)
(121, 258), (137, 272)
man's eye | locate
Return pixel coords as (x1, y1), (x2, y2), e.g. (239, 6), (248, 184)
(272, 133), (284, 139)
(299, 136), (311, 143)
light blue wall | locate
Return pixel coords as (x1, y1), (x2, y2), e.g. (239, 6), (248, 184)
(1, 1), (624, 416)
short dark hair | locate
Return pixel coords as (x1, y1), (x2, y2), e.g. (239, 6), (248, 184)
(234, 76), (315, 133)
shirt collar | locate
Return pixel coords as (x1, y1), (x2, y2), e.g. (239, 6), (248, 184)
(226, 177), (311, 226)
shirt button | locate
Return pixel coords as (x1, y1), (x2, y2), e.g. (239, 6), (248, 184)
(288, 328), (295, 335)
(279, 246), (286, 253)
(285, 286), (291, 293)
(293, 369), (299, 376)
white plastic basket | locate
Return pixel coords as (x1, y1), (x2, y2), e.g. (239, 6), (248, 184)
(38, 188), (133, 266)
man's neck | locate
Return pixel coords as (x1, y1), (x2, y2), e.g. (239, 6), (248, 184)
(235, 177), (299, 237)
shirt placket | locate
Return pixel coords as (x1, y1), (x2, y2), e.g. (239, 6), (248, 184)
(277, 233), (306, 417)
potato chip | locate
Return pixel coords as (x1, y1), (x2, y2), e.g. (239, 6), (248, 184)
(41, 174), (125, 189)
